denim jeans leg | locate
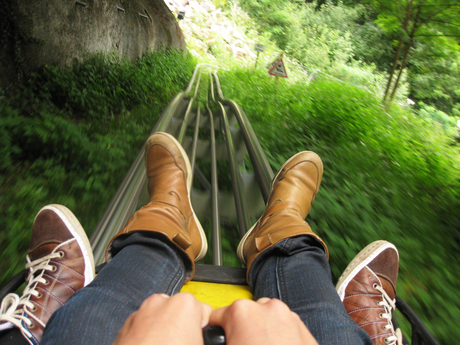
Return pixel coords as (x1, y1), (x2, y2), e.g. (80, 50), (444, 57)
(41, 232), (186, 345)
(248, 235), (372, 345)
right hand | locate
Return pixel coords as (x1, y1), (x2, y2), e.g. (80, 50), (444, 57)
(209, 298), (319, 345)
(113, 293), (212, 345)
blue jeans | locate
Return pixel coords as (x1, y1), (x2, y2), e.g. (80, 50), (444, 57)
(249, 236), (371, 344)
(41, 233), (371, 345)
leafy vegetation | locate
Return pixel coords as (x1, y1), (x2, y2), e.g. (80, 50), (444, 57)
(218, 67), (460, 344)
(0, 51), (196, 286)
(237, 0), (460, 115)
(364, 0), (460, 103)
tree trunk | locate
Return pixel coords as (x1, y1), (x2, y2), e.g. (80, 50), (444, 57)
(383, 0), (414, 102)
(388, 6), (422, 103)
(383, 36), (404, 101)
(389, 40), (412, 102)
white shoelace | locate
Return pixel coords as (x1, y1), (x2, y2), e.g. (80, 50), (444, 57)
(374, 283), (402, 345)
(0, 251), (62, 337)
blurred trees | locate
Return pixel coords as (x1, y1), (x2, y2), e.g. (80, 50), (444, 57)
(409, 42), (460, 115)
(240, 0), (460, 115)
(365, 0), (460, 103)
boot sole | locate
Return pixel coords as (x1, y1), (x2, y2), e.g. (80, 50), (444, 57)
(236, 151), (319, 264)
(335, 240), (399, 301)
(35, 204), (96, 285)
(152, 132), (208, 262)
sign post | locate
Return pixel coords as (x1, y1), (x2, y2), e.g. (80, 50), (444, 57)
(254, 43), (265, 68)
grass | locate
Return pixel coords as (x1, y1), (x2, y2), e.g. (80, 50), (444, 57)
(0, 50), (196, 287)
(217, 66), (460, 344)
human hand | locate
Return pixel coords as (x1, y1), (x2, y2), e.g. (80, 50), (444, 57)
(113, 292), (213, 345)
(209, 298), (318, 345)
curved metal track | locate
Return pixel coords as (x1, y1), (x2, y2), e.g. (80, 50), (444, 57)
(89, 63), (274, 266)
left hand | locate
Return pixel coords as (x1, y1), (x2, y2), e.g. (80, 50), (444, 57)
(113, 293), (213, 345)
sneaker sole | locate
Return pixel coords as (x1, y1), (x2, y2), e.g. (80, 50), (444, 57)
(36, 205), (95, 286)
(335, 240), (399, 301)
(150, 132), (208, 261)
(236, 151), (319, 264)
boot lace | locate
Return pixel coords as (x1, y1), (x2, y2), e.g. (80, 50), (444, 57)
(373, 283), (402, 345)
(0, 251), (62, 337)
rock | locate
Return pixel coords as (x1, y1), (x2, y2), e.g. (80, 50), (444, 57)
(231, 46), (247, 58)
(200, 2), (215, 12)
(200, 30), (210, 40)
(1, 0), (186, 83)
(165, 0), (263, 62)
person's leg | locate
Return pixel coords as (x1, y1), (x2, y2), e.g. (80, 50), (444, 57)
(237, 151), (371, 345)
(249, 236), (372, 345)
(42, 132), (207, 345)
(41, 233), (187, 345)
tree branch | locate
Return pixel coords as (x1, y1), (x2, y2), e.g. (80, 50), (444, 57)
(417, 4), (460, 7)
(415, 34), (460, 37)
(417, 3), (460, 21)
(373, 0), (413, 23)
(429, 19), (460, 28)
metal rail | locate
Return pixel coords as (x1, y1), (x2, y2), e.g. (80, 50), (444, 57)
(212, 71), (273, 201)
(90, 63), (222, 264)
(88, 62), (270, 265)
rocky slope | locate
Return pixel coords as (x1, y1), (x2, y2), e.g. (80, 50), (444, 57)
(166, 0), (258, 61)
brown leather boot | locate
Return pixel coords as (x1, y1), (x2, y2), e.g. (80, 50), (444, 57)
(336, 240), (401, 345)
(105, 132), (207, 282)
(237, 151), (328, 279)
(0, 204), (95, 344)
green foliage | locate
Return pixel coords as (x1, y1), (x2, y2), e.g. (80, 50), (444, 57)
(2, 0), (460, 343)
(363, 0), (460, 104)
(350, 20), (396, 71)
(0, 51), (196, 287)
(417, 102), (457, 130)
(409, 42), (460, 115)
(239, 0), (358, 69)
(236, 0), (460, 114)
(29, 51), (194, 120)
(218, 66), (460, 343)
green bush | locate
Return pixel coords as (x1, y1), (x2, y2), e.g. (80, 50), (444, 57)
(218, 67), (460, 344)
(417, 102), (457, 129)
(0, 51), (196, 287)
(239, 0), (358, 69)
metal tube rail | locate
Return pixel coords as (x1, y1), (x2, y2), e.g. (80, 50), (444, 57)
(217, 101), (250, 238)
(207, 102), (222, 266)
(190, 107), (201, 175)
(185, 63), (220, 95)
(208, 72), (252, 237)
(90, 91), (189, 264)
(178, 72), (202, 144)
(211, 71), (274, 202)
(189, 71), (205, 173)
(91, 65), (220, 264)
(396, 296), (440, 345)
